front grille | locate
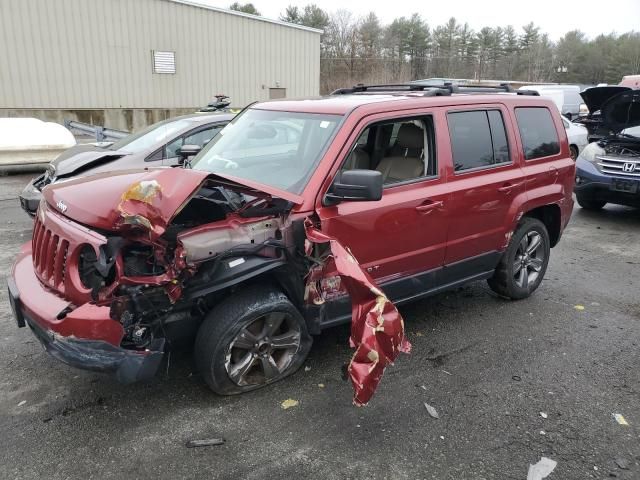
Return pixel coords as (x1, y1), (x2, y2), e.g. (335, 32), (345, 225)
(596, 155), (640, 178)
(33, 215), (70, 292)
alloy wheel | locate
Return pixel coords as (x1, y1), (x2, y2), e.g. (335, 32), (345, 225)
(225, 312), (301, 386)
(513, 231), (545, 289)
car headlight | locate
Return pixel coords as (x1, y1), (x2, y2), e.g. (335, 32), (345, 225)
(577, 142), (604, 164)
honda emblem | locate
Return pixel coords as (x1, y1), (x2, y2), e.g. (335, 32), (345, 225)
(622, 162), (637, 173)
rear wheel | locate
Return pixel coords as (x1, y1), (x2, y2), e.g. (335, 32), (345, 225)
(576, 193), (606, 211)
(194, 286), (312, 395)
(488, 217), (550, 299)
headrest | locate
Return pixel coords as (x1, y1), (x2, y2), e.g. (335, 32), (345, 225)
(396, 124), (424, 149)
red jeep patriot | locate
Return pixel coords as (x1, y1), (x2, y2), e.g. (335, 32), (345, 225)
(8, 84), (574, 400)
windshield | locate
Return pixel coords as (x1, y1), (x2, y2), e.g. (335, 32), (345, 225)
(190, 109), (342, 194)
(110, 119), (195, 153)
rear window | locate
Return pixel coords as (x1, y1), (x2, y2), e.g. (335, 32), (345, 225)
(515, 107), (560, 160)
(447, 110), (510, 172)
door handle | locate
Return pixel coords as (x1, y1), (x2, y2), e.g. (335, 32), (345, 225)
(415, 200), (443, 213)
(498, 181), (523, 193)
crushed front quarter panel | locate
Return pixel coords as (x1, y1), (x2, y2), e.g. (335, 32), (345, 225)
(304, 220), (411, 406)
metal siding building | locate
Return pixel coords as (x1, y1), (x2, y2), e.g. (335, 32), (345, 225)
(0, 0), (321, 130)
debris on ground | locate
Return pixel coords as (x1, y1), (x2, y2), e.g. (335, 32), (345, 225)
(185, 438), (225, 448)
(304, 366), (311, 372)
(281, 399), (299, 410)
(540, 412), (548, 418)
(615, 458), (630, 470)
(318, 383), (325, 388)
(17, 400), (26, 407)
(424, 403), (439, 419)
(512, 375), (522, 381)
(574, 305), (585, 311)
(441, 370), (453, 376)
(540, 430), (546, 435)
(527, 457), (557, 480)
(613, 413), (629, 426)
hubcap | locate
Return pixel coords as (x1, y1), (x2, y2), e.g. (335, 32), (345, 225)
(513, 231), (544, 289)
(225, 312), (301, 387)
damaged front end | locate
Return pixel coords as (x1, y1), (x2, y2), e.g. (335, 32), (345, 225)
(13, 168), (409, 404)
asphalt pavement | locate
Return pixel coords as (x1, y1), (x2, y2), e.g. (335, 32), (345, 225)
(0, 173), (638, 479)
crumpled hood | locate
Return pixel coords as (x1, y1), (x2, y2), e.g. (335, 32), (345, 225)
(601, 89), (640, 132)
(50, 143), (129, 177)
(580, 86), (631, 114)
(42, 168), (211, 235)
(42, 167), (304, 238)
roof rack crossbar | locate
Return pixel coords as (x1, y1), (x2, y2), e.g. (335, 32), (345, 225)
(331, 82), (541, 97)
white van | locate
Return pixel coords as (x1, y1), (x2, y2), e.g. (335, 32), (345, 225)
(519, 85), (585, 119)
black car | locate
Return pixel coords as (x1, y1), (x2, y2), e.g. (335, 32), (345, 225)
(20, 112), (234, 216)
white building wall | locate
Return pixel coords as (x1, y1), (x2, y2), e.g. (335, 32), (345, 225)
(0, 0), (321, 110)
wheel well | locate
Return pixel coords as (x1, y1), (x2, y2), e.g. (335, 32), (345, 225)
(523, 204), (561, 247)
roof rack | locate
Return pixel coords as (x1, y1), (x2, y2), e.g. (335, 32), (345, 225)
(330, 82), (540, 97)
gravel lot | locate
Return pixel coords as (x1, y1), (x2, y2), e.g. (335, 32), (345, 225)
(1, 172), (639, 479)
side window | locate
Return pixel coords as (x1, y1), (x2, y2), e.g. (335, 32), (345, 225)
(183, 125), (223, 148)
(515, 107), (560, 160)
(447, 110), (510, 172)
(164, 125), (224, 159)
(164, 136), (183, 159)
(340, 116), (436, 186)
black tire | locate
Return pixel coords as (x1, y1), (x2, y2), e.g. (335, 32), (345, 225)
(488, 217), (550, 300)
(194, 285), (312, 395)
(569, 145), (579, 161)
(576, 193), (606, 211)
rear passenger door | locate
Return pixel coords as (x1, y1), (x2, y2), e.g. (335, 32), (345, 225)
(443, 106), (526, 273)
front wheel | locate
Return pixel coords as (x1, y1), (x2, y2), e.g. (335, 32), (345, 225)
(488, 217), (550, 299)
(194, 286), (312, 395)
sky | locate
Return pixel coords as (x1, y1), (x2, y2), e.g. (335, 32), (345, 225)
(196, 0), (640, 41)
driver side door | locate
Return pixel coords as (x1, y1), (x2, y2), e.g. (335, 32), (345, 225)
(316, 111), (449, 301)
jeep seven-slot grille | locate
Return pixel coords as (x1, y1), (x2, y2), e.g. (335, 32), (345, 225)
(596, 155), (640, 178)
(32, 215), (70, 293)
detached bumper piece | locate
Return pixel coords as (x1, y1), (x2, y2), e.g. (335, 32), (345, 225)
(26, 315), (165, 383)
(26, 317), (165, 384)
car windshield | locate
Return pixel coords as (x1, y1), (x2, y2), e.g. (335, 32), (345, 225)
(109, 119), (194, 153)
(190, 109), (342, 194)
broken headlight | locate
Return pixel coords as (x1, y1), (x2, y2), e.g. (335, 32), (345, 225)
(78, 244), (115, 293)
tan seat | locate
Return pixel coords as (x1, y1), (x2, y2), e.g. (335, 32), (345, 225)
(376, 124), (424, 183)
(343, 146), (370, 171)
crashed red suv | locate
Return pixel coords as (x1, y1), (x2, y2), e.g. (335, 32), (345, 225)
(8, 84), (574, 405)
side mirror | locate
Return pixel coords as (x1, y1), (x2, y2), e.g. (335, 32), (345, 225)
(324, 169), (383, 206)
(177, 144), (202, 163)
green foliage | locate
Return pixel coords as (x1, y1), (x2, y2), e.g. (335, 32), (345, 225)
(229, 2), (260, 16)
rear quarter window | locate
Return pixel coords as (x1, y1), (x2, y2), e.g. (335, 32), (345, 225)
(515, 107), (560, 160)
